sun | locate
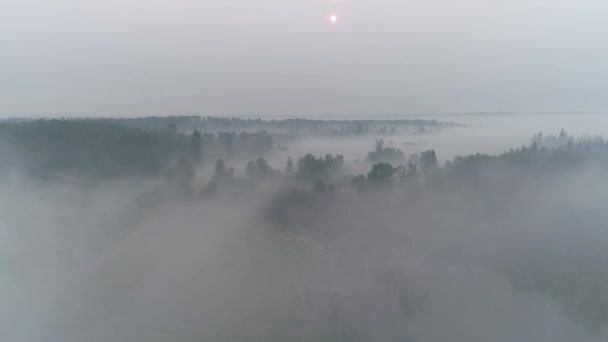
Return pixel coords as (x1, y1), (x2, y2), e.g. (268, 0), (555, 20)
(329, 14), (338, 23)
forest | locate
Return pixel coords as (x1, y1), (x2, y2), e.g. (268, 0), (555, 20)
(1, 117), (608, 341)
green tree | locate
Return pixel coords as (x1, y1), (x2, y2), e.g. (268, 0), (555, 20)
(419, 150), (438, 174)
(297, 154), (324, 179)
(366, 139), (405, 164)
(296, 153), (344, 180)
(246, 157), (272, 183)
(285, 156), (294, 176)
(245, 160), (256, 181)
(215, 158), (226, 177)
(191, 130), (203, 164)
(255, 157), (271, 176)
(367, 162), (395, 184)
(212, 158), (234, 186)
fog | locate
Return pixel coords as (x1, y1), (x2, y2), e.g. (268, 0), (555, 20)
(273, 113), (608, 168)
(2, 115), (608, 341)
(3, 0), (608, 338)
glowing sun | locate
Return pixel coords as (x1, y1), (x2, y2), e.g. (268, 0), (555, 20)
(329, 14), (338, 23)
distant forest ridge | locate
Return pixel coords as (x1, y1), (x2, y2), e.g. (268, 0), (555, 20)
(0, 116), (458, 133)
(98, 116), (458, 133)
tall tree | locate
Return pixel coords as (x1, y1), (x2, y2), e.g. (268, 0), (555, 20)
(285, 156), (294, 176)
(419, 150), (438, 174)
(191, 130), (203, 164)
(246, 160), (256, 182)
(214, 159), (226, 178)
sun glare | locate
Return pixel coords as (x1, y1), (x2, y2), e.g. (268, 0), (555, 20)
(329, 14), (338, 23)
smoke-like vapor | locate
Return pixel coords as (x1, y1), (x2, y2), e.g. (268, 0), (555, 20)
(2, 118), (608, 341)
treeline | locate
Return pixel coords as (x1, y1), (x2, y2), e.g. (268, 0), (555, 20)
(0, 120), (274, 180)
(355, 131), (608, 191)
(167, 153), (346, 198)
(82, 116), (455, 136)
(0, 119), (184, 179)
(166, 130), (608, 200)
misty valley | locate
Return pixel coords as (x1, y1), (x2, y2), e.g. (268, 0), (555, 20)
(2, 115), (608, 341)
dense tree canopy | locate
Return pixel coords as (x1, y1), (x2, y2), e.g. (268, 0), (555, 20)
(366, 139), (405, 164)
(296, 154), (344, 180)
(0, 119), (185, 179)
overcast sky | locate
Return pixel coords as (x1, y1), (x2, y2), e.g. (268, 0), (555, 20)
(1, 0), (607, 117)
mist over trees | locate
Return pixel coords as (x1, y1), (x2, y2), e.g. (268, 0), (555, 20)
(91, 116), (454, 135)
(0, 119), (276, 180)
(366, 139), (405, 164)
(1, 117), (608, 341)
(0, 117), (451, 181)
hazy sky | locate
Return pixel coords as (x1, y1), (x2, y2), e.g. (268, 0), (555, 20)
(1, 0), (607, 117)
